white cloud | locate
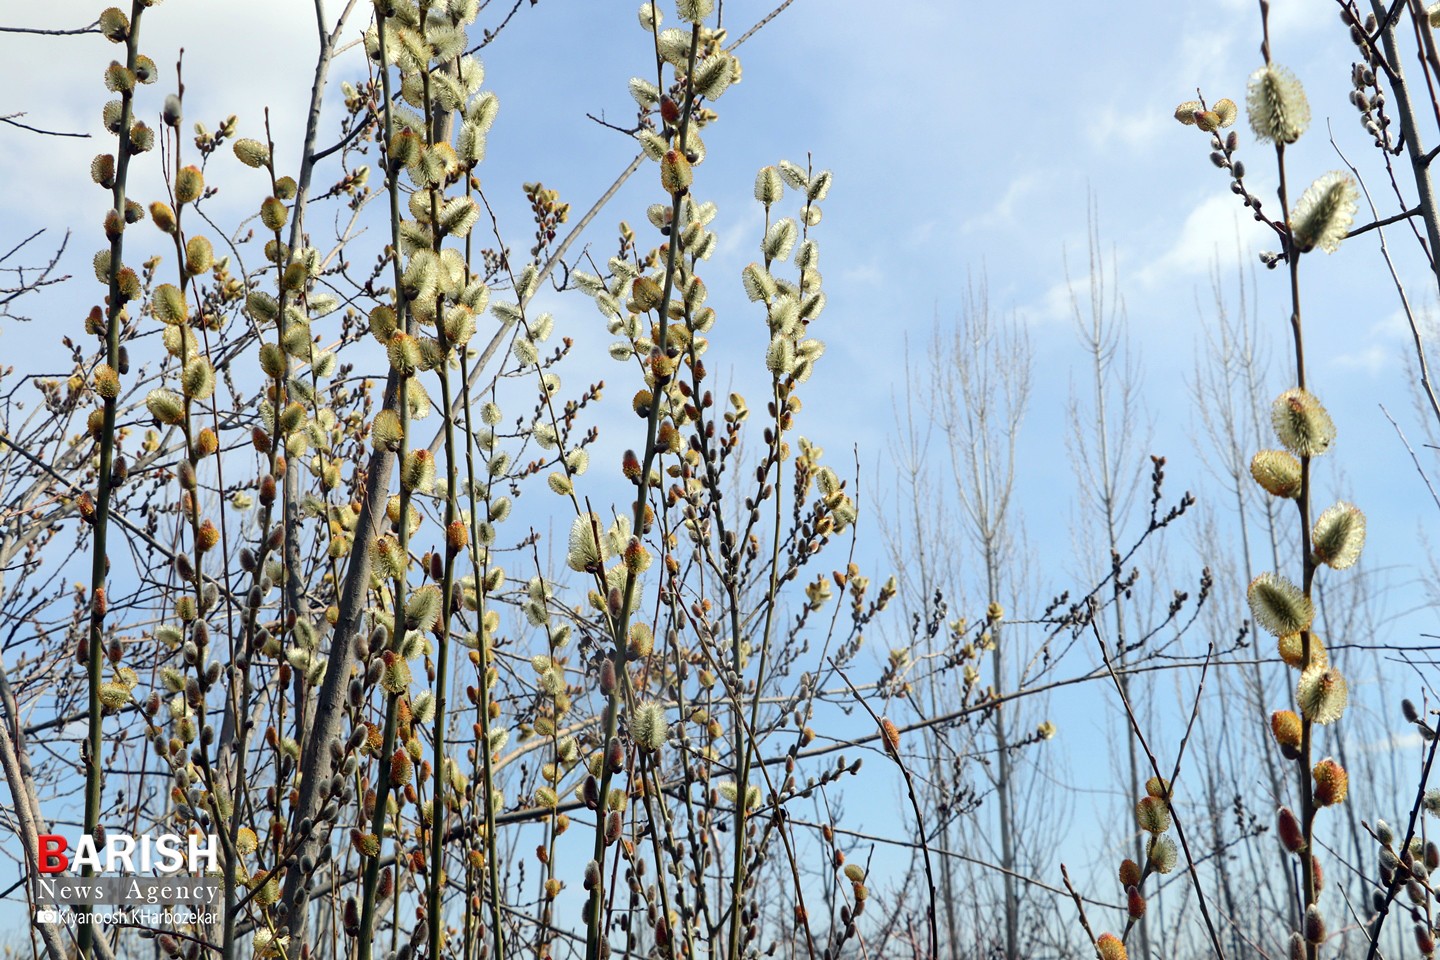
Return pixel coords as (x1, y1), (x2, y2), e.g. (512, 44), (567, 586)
(710, 202), (766, 262)
(1, 1), (366, 235)
(1025, 273), (1089, 329)
(1087, 104), (1171, 152)
(1362, 729), (1428, 754)
(961, 173), (1041, 234)
(839, 260), (883, 286)
(1136, 192), (1269, 288)
(1332, 342), (1390, 374)
(1331, 304), (1434, 375)
(1211, 0), (1333, 38)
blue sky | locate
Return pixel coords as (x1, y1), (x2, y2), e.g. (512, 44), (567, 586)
(3, 0), (1439, 951)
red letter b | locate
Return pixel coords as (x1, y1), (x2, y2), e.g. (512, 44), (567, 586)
(36, 835), (67, 874)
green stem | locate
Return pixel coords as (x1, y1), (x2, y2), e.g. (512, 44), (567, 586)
(584, 24), (701, 960)
(457, 347), (505, 960)
(81, 6), (145, 956)
(360, 372), (414, 960)
(357, 694), (402, 960)
(430, 364), (457, 959)
(1277, 137), (1319, 960)
(727, 378), (783, 960)
(357, 10), (413, 959)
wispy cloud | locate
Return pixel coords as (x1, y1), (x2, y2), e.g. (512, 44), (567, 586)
(1361, 730), (1428, 754)
(1331, 304), (1435, 375)
(1136, 192), (1268, 288)
(961, 173), (1042, 234)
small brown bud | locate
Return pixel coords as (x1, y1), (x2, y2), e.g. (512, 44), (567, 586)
(1416, 923), (1435, 955)
(1119, 858), (1141, 889)
(1278, 806), (1305, 852)
(583, 775), (600, 810)
(1127, 885), (1145, 920)
(880, 717), (900, 755)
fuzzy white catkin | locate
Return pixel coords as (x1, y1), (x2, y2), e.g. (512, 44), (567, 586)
(1247, 63), (1310, 144)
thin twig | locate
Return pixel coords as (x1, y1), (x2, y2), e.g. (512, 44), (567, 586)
(1331, 128), (1440, 426)
(800, 820), (1126, 911)
(1061, 863), (1100, 949)
(429, 151), (645, 453)
(1380, 403), (1440, 513)
(0, 114), (89, 139)
(1363, 721), (1440, 960)
(1345, 204), (1421, 237)
(0, 20), (99, 35)
(725, 0), (799, 50)
(836, 667), (937, 960)
(1093, 617), (1228, 960)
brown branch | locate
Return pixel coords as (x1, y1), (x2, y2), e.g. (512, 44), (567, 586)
(1331, 129), (1440, 426)
(0, 113), (89, 139)
(0, 662), (69, 960)
(0, 658), (117, 960)
(0, 20), (99, 35)
(725, 0), (800, 50)
(1344, 203), (1421, 237)
(1062, 864), (1100, 951)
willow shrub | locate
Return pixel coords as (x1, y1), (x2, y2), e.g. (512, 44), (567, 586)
(56, 2), (894, 960)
